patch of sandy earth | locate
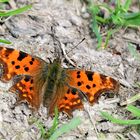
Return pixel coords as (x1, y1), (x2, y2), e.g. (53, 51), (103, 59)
(0, 0), (140, 139)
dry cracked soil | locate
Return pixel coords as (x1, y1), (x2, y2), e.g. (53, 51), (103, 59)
(0, 0), (140, 140)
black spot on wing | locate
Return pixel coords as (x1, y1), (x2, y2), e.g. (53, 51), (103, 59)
(5, 54), (9, 57)
(77, 81), (82, 86)
(17, 51), (28, 61)
(24, 76), (31, 82)
(29, 61), (33, 65)
(67, 88), (70, 94)
(77, 71), (80, 75)
(15, 65), (20, 69)
(31, 79), (33, 84)
(11, 61), (15, 65)
(85, 71), (94, 81)
(71, 88), (77, 95)
(77, 75), (81, 78)
(86, 85), (91, 89)
(93, 84), (96, 87)
(24, 67), (29, 72)
(77, 71), (81, 78)
(29, 87), (33, 90)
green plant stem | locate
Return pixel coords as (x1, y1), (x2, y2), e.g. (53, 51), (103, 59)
(0, 5), (32, 17)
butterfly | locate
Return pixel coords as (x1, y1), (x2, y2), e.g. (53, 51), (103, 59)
(0, 46), (119, 116)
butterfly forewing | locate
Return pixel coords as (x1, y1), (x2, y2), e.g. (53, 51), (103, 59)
(65, 70), (119, 104)
(0, 46), (45, 81)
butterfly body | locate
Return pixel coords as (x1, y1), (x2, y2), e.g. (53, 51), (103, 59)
(42, 59), (68, 114)
(0, 46), (119, 116)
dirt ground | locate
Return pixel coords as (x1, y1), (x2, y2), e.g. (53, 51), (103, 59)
(0, 0), (140, 140)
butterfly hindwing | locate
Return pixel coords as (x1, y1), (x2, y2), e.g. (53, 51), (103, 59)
(10, 76), (36, 109)
(56, 87), (84, 116)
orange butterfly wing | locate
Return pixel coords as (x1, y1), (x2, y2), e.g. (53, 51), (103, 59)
(57, 69), (119, 116)
(67, 70), (119, 104)
(48, 85), (84, 116)
(0, 46), (45, 81)
(0, 46), (47, 109)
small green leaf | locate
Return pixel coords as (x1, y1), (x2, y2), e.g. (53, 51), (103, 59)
(0, 5), (32, 17)
(0, 39), (11, 44)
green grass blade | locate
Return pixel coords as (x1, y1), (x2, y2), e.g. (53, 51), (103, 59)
(101, 111), (140, 125)
(127, 105), (140, 118)
(35, 121), (46, 138)
(95, 15), (107, 24)
(125, 17), (140, 26)
(121, 93), (140, 106)
(0, 5), (32, 17)
(46, 107), (59, 138)
(104, 29), (112, 48)
(119, 12), (140, 26)
(91, 17), (102, 48)
(49, 117), (81, 140)
(123, 0), (132, 11)
(122, 12), (140, 19)
(0, 0), (9, 2)
(0, 39), (11, 44)
(116, 0), (121, 11)
(89, 5), (102, 48)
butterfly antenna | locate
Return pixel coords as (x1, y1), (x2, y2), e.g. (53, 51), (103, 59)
(66, 38), (85, 55)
